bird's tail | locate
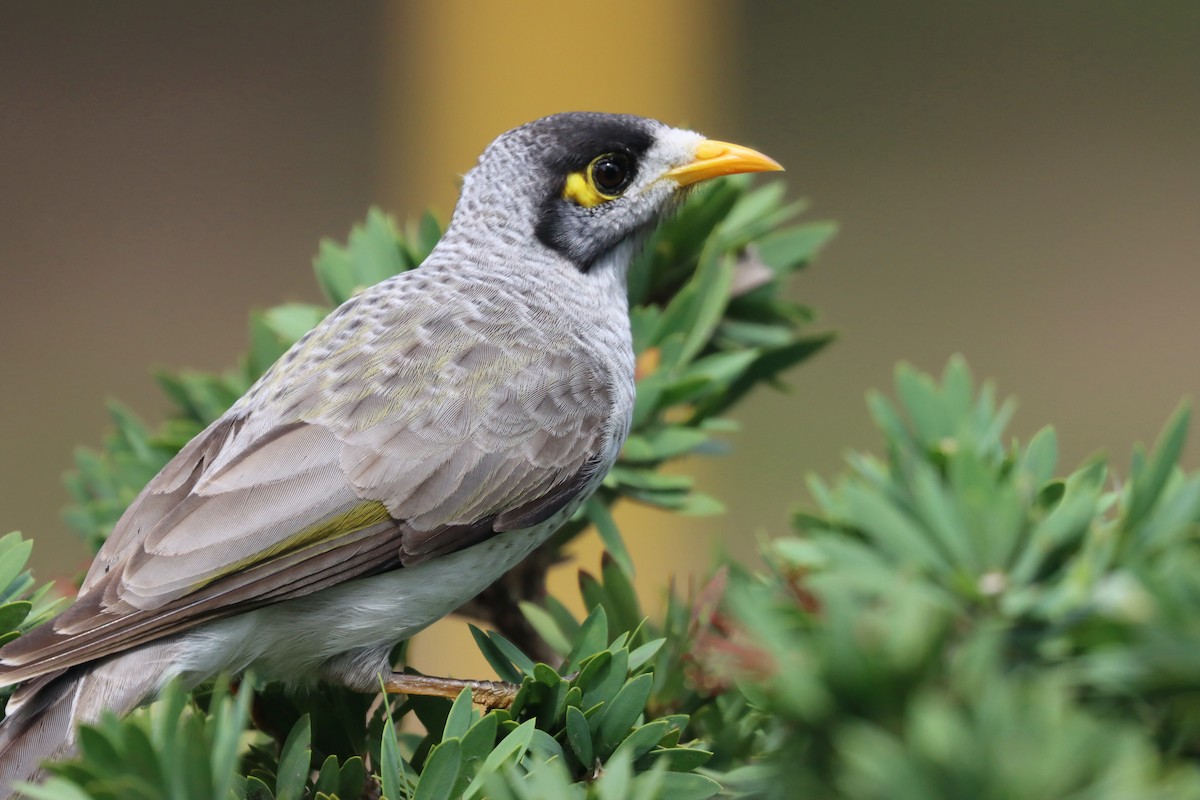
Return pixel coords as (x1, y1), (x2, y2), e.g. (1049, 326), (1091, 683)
(0, 645), (171, 798)
(0, 669), (83, 794)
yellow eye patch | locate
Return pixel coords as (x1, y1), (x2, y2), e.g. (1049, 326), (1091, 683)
(562, 152), (634, 208)
(562, 171), (609, 208)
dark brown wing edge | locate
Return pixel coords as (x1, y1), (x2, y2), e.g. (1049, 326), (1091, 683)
(0, 456), (603, 685)
(0, 523), (404, 684)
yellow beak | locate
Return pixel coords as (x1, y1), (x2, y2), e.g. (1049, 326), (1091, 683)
(665, 139), (784, 186)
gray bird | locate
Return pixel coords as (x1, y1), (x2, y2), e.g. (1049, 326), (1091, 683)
(0, 112), (780, 792)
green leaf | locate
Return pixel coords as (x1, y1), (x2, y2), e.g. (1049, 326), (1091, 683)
(338, 757), (367, 799)
(542, 594), (580, 641)
(596, 673), (654, 757)
(108, 403), (155, 464)
(681, 349), (759, 392)
(565, 605), (609, 673)
(565, 704), (594, 766)
(1021, 426), (1059, 490)
(629, 305), (661, 353)
(630, 371), (667, 429)
(694, 332), (835, 417)
(675, 491), (727, 516)
(574, 651), (613, 702)
(313, 755), (341, 796)
(601, 556), (643, 639)
(460, 713), (498, 774)
(0, 534), (33, 595)
(606, 467), (692, 493)
(577, 572), (609, 637)
(895, 363), (949, 444)
(76, 725), (123, 775)
(611, 720), (670, 763)
(468, 625), (523, 684)
(0, 601), (31, 634)
(414, 738), (461, 800)
(463, 720), (536, 800)
(629, 638), (666, 671)
(248, 304), (328, 375)
(314, 207), (408, 305)
(14, 779), (97, 800)
(379, 700), (408, 800)
(1125, 403), (1190, 534)
(596, 749), (633, 800)
(1132, 472), (1200, 555)
(443, 687), (476, 741)
(637, 746), (713, 772)
(260, 303), (328, 345)
(210, 677), (253, 800)
(621, 427), (712, 464)
(755, 221), (838, 272)
(841, 482), (954, 573)
(486, 630), (536, 678)
(716, 182), (789, 245)
(656, 772), (722, 799)
(679, 252), (736, 368)
(275, 715), (311, 800)
(582, 646), (630, 713)
(716, 319), (794, 348)
(245, 776), (275, 800)
(519, 601), (572, 657)
(414, 210), (444, 261)
(586, 498), (635, 578)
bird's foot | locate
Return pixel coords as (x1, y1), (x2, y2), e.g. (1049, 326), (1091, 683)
(383, 672), (520, 710)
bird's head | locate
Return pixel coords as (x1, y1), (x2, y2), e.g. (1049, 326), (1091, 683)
(447, 112), (783, 273)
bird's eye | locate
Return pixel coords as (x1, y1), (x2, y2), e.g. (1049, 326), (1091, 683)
(561, 152), (636, 208)
(588, 153), (633, 196)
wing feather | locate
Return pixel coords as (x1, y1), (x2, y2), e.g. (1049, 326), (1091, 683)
(0, 273), (624, 685)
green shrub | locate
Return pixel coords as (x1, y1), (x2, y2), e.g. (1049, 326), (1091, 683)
(11, 176), (1197, 798)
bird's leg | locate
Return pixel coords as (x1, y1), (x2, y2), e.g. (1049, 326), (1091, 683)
(383, 672), (520, 710)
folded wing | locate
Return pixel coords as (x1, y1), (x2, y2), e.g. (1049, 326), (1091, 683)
(0, 281), (616, 684)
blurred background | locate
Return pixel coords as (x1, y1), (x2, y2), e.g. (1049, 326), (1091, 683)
(2, 2), (1198, 678)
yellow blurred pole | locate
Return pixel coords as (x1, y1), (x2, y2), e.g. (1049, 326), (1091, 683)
(377, 0), (730, 680)
(379, 0), (731, 215)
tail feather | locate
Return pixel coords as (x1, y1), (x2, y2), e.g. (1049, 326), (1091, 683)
(0, 670), (87, 795)
(0, 642), (176, 798)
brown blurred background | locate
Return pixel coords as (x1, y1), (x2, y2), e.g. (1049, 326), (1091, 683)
(2, 2), (1198, 678)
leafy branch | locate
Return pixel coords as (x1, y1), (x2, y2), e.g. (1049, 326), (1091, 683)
(691, 359), (1200, 798)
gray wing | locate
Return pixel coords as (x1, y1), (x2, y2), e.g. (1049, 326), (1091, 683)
(0, 278), (620, 682)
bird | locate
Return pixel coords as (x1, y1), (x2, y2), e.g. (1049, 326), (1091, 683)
(0, 111), (781, 792)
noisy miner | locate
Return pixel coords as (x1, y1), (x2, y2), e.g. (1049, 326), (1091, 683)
(0, 112), (781, 790)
